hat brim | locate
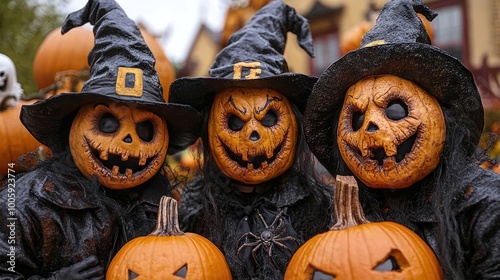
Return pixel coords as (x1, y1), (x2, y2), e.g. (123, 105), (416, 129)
(169, 73), (317, 113)
(21, 93), (202, 154)
(304, 43), (484, 174)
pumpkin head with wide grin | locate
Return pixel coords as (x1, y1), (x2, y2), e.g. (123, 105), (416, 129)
(337, 75), (445, 189)
(69, 102), (168, 189)
(208, 87), (298, 185)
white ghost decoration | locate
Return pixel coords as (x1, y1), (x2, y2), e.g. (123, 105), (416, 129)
(0, 53), (23, 110)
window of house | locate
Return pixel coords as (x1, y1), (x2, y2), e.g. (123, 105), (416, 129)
(430, 3), (464, 61)
(312, 33), (340, 76)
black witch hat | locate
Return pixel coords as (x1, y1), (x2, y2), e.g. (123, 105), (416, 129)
(304, 0), (484, 174)
(169, 0), (317, 113)
(21, 0), (202, 154)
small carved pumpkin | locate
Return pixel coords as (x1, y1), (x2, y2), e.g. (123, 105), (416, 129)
(106, 196), (232, 279)
(284, 176), (443, 280)
(69, 102), (168, 189)
(208, 87), (298, 184)
(337, 75), (445, 189)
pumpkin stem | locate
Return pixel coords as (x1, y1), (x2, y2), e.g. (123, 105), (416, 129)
(331, 175), (369, 230)
(149, 196), (185, 236)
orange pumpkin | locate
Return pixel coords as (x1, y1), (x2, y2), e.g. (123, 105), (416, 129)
(69, 102), (168, 190)
(106, 196), (233, 279)
(337, 75), (445, 189)
(208, 87), (298, 184)
(284, 176), (443, 280)
(0, 100), (50, 176)
(32, 26), (175, 100)
(32, 26), (94, 92)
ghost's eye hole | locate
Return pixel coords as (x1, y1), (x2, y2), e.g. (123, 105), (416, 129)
(386, 99), (408, 120)
(137, 120), (154, 142)
(99, 113), (119, 133)
(352, 111), (365, 131)
(312, 269), (335, 280)
(374, 255), (401, 272)
(228, 115), (245, 131)
(262, 110), (278, 127)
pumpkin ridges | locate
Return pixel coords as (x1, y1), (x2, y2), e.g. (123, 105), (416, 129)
(106, 196), (233, 279)
(285, 176), (444, 279)
(387, 221), (443, 278)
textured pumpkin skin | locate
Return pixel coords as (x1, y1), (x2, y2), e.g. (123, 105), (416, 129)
(337, 75), (445, 189)
(285, 221), (443, 280)
(69, 102), (168, 189)
(106, 233), (232, 279)
(208, 87), (298, 184)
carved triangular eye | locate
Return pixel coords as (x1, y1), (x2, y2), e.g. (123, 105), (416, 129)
(374, 254), (402, 272)
(312, 269), (335, 280)
(128, 269), (139, 279)
(174, 264), (187, 278)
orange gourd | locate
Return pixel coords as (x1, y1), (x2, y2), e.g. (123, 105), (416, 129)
(106, 196), (233, 279)
(32, 26), (94, 92)
(284, 176), (443, 280)
(0, 100), (50, 176)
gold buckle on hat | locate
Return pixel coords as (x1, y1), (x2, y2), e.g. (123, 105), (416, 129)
(116, 67), (143, 97)
(233, 62), (262, 79)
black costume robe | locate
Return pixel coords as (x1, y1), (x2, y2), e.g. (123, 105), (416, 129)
(179, 170), (333, 280)
(0, 151), (170, 279)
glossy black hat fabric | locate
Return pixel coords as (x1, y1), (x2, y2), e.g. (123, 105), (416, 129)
(21, 0), (202, 153)
(169, 0), (317, 113)
(304, 0), (484, 174)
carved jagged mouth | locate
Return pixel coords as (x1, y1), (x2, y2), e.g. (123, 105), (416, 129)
(92, 150), (154, 175)
(224, 143), (282, 170)
(359, 134), (417, 166)
(85, 138), (155, 177)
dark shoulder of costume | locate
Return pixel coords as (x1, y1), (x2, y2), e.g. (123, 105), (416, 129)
(452, 164), (500, 279)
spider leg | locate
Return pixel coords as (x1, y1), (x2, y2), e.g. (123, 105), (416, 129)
(237, 241), (262, 261)
(251, 243), (262, 267)
(268, 210), (285, 228)
(256, 209), (270, 228)
(237, 232), (260, 245)
(270, 237), (300, 254)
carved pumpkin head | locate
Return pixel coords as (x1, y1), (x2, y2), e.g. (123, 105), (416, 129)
(69, 102), (168, 189)
(208, 87), (298, 184)
(21, 0), (202, 175)
(303, 0), (483, 181)
(106, 196), (232, 279)
(284, 176), (443, 280)
(337, 75), (445, 189)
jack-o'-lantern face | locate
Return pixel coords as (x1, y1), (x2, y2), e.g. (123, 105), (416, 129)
(337, 75), (445, 189)
(69, 102), (168, 189)
(208, 87), (298, 184)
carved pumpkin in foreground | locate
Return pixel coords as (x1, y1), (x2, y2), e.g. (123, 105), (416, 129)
(208, 87), (298, 184)
(337, 75), (445, 189)
(284, 176), (443, 280)
(106, 196), (232, 279)
(69, 102), (168, 189)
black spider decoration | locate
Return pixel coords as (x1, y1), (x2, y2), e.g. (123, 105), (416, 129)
(237, 209), (299, 269)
